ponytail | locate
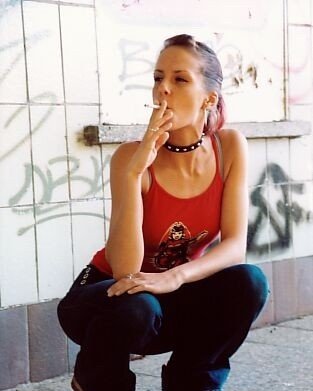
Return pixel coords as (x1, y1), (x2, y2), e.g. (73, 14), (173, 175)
(205, 95), (226, 135)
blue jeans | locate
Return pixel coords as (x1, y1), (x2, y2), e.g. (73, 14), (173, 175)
(57, 264), (269, 391)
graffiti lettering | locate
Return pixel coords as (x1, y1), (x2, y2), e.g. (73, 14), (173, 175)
(118, 38), (154, 92)
(117, 38), (261, 96)
(10, 154), (111, 235)
(0, 93), (56, 163)
(247, 163), (311, 255)
(122, 0), (140, 9)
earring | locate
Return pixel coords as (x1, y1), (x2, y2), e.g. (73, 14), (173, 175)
(205, 106), (211, 124)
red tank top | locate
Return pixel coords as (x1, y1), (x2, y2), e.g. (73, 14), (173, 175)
(91, 133), (224, 275)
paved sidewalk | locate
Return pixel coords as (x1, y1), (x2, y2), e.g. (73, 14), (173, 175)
(6, 315), (313, 391)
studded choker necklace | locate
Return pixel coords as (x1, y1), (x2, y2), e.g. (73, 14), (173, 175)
(164, 132), (205, 153)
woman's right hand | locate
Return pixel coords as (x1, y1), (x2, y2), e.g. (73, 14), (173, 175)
(127, 100), (173, 176)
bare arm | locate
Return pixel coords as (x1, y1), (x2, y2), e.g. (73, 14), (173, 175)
(170, 129), (249, 284)
(105, 143), (145, 280)
(105, 101), (173, 280)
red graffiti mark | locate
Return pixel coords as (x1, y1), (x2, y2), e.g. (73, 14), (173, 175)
(288, 88), (313, 104)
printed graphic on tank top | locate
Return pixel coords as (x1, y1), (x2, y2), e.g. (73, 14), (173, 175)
(152, 221), (208, 270)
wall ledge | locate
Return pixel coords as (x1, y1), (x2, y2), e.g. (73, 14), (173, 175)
(83, 120), (311, 145)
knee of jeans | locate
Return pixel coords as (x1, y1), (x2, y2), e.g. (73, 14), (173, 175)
(117, 292), (162, 336)
(235, 264), (269, 309)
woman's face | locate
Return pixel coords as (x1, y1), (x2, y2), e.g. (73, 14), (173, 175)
(153, 46), (208, 132)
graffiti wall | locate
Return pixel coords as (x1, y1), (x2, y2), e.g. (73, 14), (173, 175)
(0, 0), (312, 309)
(97, 0), (285, 124)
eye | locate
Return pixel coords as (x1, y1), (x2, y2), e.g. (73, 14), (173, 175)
(176, 77), (187, 83)
(154, 76), (162, 82)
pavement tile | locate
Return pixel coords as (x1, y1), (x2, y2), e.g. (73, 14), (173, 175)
(3, 315), (313, 391)
(278, 314), (313, 330)
(130, 352), (170, 376)
(224, 360), (312, 391)
(135, 374), (162, 391)
(246, 322), (313, 348)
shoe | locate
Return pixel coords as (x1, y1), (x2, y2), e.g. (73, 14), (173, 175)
(71, 376), (84, 391)
(161, 364), (223, 391)
(71, 371), (136, 391)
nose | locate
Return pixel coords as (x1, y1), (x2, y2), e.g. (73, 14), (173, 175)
(157, 79), (170, 96)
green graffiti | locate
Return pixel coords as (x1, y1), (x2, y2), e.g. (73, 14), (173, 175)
(10, 153), (111, 235)
(18, 212), (109, 236)
(10, 154), (107, 208)
(0, 93), (56, 163)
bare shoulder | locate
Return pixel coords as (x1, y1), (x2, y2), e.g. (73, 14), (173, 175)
(111, 141), (140, 165)
(110, 141), (150, 192)
(217, 128), (247, 151)
(111, 141), (139, 170)
(217, 129), (248, 179)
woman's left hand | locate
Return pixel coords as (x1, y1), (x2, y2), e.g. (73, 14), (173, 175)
(107, 271), (182, 297)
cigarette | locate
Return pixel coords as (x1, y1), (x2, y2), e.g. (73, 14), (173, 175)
(144, 103), (161, 109)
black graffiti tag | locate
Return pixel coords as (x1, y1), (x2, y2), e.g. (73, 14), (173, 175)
(247, 163), (311, 255)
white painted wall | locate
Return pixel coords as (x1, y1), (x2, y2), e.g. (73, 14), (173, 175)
(0, 0), (312, 308)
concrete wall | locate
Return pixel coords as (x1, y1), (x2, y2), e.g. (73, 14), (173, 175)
(0, 0), (312, 388)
